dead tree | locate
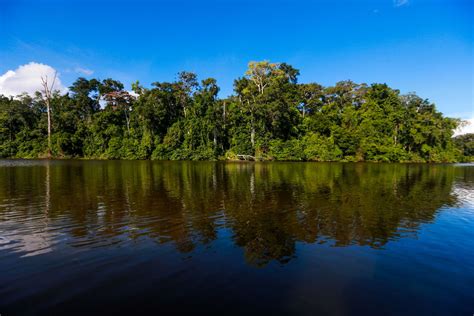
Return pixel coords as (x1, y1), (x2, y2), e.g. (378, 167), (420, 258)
(41, 72), (57, 158)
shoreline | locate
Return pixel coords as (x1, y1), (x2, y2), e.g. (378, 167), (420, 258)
(1, 157), (473, 164)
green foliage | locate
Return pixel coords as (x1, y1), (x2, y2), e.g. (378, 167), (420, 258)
(302, 133), (342, 161)
(453, 133), (474, 161)
(267, 133), (342, 161)
(0, 61), (467, 162)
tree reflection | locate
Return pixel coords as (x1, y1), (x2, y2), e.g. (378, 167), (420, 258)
(0, 161), (469, 266)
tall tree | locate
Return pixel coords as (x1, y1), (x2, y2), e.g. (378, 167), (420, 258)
(40, 72), (57, 158)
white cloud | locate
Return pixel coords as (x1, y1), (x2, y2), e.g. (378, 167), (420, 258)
(74, 67), (94, 76)
(393, 0), (409, 7)
(454, 117), (474, 136)
(0, 62), (67, 97)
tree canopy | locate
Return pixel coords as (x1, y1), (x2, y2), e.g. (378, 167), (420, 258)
(0, 61), (469, 162)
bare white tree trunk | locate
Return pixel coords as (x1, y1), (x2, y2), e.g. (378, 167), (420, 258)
(213, 128), (217, 147)
(41, 72), (57, 158)
(251, 117), (255, 147)
(47, 103), (52, 156)
(124, 109), (130, 135)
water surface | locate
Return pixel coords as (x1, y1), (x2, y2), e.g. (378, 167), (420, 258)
(0, 161), (473, 315)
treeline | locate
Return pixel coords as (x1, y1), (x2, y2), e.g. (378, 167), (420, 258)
(0, 61), (470, 162)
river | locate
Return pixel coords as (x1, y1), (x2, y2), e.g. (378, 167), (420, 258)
(0, 161), (473, 315)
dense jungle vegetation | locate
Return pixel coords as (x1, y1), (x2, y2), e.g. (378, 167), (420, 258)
(0, 61), (471, 162)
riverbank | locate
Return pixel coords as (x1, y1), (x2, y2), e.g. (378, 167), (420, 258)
(2, 155), (473, 163)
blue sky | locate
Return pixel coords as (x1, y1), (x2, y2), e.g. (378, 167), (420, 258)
(0, 0), (472, 120)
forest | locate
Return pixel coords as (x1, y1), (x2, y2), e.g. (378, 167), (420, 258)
(0, 61), (472, 162)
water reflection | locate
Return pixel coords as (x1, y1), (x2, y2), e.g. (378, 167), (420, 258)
(0, 161), (471, 266)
